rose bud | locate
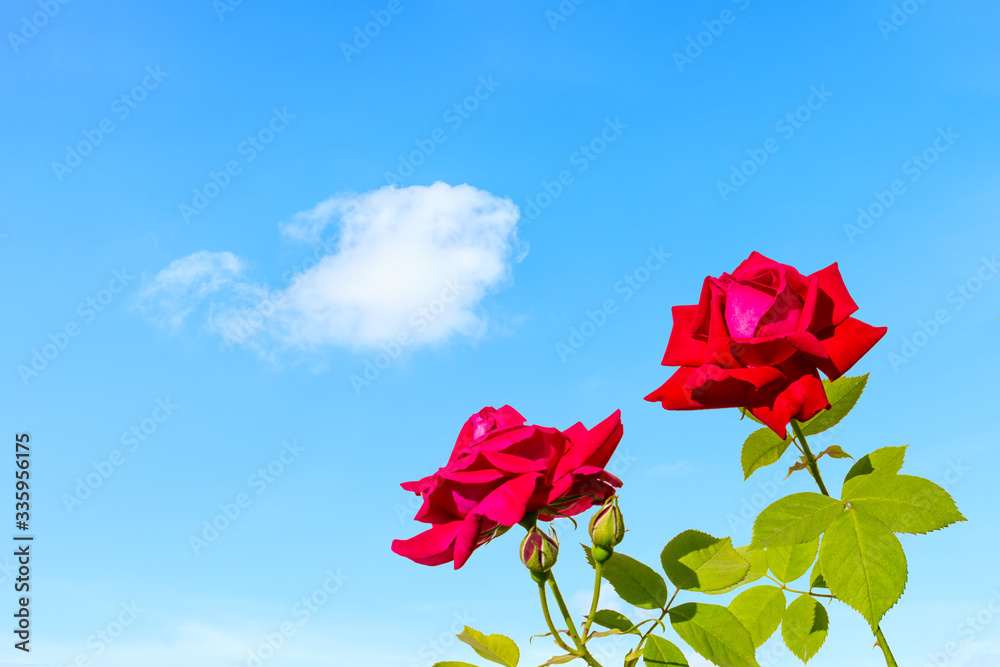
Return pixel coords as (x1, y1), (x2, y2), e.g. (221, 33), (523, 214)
(589, 497), (625, 562)
(520, 527), (559, 578)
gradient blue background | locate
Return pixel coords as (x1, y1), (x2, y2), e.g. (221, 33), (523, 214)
(1, 1), (998, 665)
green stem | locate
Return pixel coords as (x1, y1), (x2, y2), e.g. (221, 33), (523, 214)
(875, 625), (899, 667)
(537, 579), (575, 655)
(635, 609), (669, 651)
(634, 587), (679, 654)
(582, 561), (603, 639)
(548, 573), (603, 667)
(790, 420), (829, 496)
(789, 419), (898, 667)
(764, 574), (837, 600)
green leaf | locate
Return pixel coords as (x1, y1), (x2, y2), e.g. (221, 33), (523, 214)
(781, 595), (829, 663)
(817, 445), (853, 460)
(669, 603), (760, 667)
(842, 446), (907, 496)
(583, 546), (669, 610)
(433, 663), (480, 667)
(785, 458), (809, 480)
(542, 656), (576, 666)
(843, 475), (966, 534)
(798, 374), (868, 436)
(456, 627), (519, 667)
(751, 493), (843, 549)
(728, 586), (786, 648)
(737, 546), (769, 583)
(767, 538), (820, 584)
(818, 510), (907, 630)
(589, 629), (628, 639)
(710, 546), (768, 595)
(741, 427), (793, 479)
(660, 530), (751, 593)
(593, 609), (640, 635)
(809, 562), (827, 590)
(643, 635), (689, 666)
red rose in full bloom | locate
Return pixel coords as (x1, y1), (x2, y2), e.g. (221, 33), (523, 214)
(645, 252), (887, 438)
(392, 406), (623, 569)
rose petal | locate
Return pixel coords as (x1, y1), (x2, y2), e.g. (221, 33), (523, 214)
(725, 282), (777, 337)
(810, 263), (859, 330)
(400, 476), (432, 494)
(448, 405), (527, 463)
(690, 277), (717, 334)
(438, 468), (507, 485)
(662, 305), (707, 367)
(645, 367), (704, 410)
(648, 364), (787, 411)
(542, 467), (622, 520)
(452, 473), (542, 568)
(705, 282), (738, 367)
(452, 514), (488, 569)
(572, 465), (624, 487)
(391, 521), (462, 567)
(796, 274), (819, 332)
(473, 473), (542, 526)
(414, 476), (488, 523)
(684, 364), (786, 392)
(750, 373), (829, 438)
(755, 284), (804, 337)
(815, 317), (888, 379)
(477, 428), (562, 474)
(730, 331), (827, 367)
(556, 410), (624, 478)
(731, 251), (779, 276)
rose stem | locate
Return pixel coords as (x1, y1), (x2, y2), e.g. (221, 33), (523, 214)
(790, 419), (829, 496)
(536, 579), (575, 655)
(581, 560), (603, 639)
(875, 625), (900, 667)
(548, 572), (603, 667)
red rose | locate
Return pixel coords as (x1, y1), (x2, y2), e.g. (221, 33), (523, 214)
(645, 252), (887, 438)
(392, 406), (624, 569)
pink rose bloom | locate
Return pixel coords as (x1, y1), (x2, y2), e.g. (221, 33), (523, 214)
(646, 252), (887, 437)
(392, 406), (624, 569)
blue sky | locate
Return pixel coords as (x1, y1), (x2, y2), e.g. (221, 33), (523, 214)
(2, 1), (999, 666)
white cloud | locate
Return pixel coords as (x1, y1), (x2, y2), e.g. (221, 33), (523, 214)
(142, 183), (522, 353)
(139, 250), (244, 331)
